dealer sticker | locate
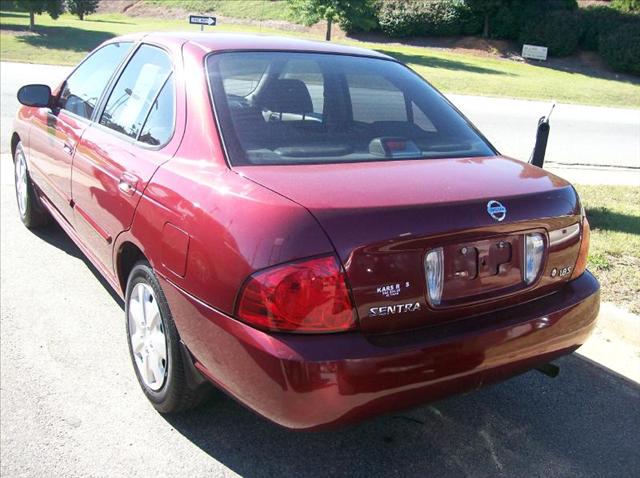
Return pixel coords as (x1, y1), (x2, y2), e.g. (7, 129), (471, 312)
(377, 283), (401, 298)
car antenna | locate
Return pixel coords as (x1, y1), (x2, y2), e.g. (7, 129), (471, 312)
(529, 100), (556, 169)
(259, 0), (265, 33)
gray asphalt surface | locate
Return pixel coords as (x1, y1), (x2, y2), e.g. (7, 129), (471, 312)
(1, 61), (639, 168)
(1, 60), (640, 478)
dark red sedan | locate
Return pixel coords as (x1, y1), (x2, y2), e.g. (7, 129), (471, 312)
(11, 33), (599, 430)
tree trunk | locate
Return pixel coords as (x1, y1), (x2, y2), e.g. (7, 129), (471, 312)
(483, 13), (489, 38)
(29, 10), (35, 31)
(325, 17), (332, 42)
(80, 11), (84, 21)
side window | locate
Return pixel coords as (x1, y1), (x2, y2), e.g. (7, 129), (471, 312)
(58, 42), (133, 120)
(138, 75), (175, 146)
(347, 74), (407, 123)
(100, 45), (172, 140)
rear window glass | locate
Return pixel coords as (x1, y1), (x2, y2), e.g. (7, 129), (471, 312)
(207, 52), (495, 166)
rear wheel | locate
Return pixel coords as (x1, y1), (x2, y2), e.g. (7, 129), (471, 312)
(125, 261), (211, 413)
(14, 141), (50, 228)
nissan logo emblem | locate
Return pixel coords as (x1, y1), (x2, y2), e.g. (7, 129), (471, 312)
(487, 200), (507, 222)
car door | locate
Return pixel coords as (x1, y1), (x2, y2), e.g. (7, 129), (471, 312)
(28, 42), (134, 220)
(71, 44), (179, 271)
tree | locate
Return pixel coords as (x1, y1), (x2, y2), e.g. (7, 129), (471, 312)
(288, 0), (374, 41)
(612, 0), (640, 12)
(465, 0), (505, 38)
(12, 0), (64, 30)
(66, 0), (99, 20)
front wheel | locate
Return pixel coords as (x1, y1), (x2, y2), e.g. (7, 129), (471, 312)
(125, 261), (210, 413)
(14, 141), (50, 228)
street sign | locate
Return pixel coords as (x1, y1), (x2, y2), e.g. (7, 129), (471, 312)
(189, 15), (216, 29)
(522, 44), (548, 61)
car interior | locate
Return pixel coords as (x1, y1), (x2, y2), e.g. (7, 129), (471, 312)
(208, 52), (495, 165)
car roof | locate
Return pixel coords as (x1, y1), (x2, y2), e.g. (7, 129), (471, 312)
(130, 32), (394, 61)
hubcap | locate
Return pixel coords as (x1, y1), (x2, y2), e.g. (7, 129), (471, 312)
(128, 283), (167, 391)
(14, 148), (28, 217)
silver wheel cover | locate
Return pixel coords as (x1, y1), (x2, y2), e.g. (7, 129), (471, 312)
(14, 147), (28, 217)
(128, 283), (168, 391)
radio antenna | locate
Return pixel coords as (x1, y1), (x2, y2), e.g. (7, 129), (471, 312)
(260, 0), (265, 32)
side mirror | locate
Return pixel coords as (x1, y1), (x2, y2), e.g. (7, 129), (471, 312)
(17, 84), (52, 108)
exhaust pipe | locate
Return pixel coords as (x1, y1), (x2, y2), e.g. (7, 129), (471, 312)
(529, 102), (556, 169)
(536, 362), (560, 378)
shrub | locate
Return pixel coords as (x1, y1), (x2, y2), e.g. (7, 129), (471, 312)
(580, 5), (640, 51)
(423, 0), (463, 36)
(491, 4), (519, 39)
(479, 0), (579, 41)
(599, 23), (640, 74)
(611, 0), (640, 12)
(377, 0), (421, 37)
(377, 0), (467, 37)
(520, 10), (582, 56)
(336, 0), (380, 33)
(455, 2), (484, 35)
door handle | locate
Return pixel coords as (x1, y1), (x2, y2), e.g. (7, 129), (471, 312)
(118, 172), (138, 196)
(63, 139), (76, 155)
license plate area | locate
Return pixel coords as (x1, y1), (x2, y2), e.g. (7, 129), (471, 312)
(440, 234), (525, 306)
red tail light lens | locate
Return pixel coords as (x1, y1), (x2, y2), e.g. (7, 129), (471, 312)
(571, 216), (590, 280)
(236, 256), (357, 333)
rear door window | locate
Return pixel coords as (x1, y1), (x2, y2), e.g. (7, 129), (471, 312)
(58, 42), (133, 120)
(99, 45), (172, 140)
(138, 75), (175, 146)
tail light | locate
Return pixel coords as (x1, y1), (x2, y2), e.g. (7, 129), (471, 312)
(424, 247), (444, 306)
(524, 233), (545, 285)
(571, 217), (590, 280)
(236, 255), (356, 333)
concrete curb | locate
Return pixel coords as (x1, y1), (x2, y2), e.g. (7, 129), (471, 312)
(546, 164), (640, 186)
(577, 302), (640, 383)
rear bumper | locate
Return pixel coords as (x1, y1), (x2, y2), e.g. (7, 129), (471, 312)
(161, 271), (600, 430)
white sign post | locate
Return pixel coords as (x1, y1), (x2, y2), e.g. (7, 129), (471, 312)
(522, 44), (548, 61)
(189, 15), (217, 31)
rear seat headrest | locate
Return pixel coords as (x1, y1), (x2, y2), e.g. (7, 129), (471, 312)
(258, 79), (313, 115)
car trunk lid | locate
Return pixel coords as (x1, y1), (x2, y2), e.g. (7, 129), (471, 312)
(235, 156), (583, 333)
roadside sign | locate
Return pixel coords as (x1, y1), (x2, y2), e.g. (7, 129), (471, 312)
(189, 15), (216, 31)
(522, 44), (548, 61)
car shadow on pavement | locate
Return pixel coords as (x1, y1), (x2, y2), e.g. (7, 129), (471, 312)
(166, 354), (639, 478)
(30, 221), (124, 309)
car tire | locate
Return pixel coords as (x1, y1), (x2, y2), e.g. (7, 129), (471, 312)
(125, 261), (211, 413)
(13, 141), (50, 229)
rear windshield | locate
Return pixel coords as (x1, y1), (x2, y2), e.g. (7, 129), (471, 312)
(206, 52), (495, 166)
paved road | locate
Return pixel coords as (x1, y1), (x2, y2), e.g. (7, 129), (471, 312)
(448, 94), (640, 169)
(1, 61), (639, 168)
(1, 61), (640, 477)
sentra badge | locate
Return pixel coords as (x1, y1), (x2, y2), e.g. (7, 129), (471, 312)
(369, 302), (421, 317)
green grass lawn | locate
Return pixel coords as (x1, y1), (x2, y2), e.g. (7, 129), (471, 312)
(1, 10), (639, 107)
(144, 0), (294, 22)
(576, 185), (640, 314)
